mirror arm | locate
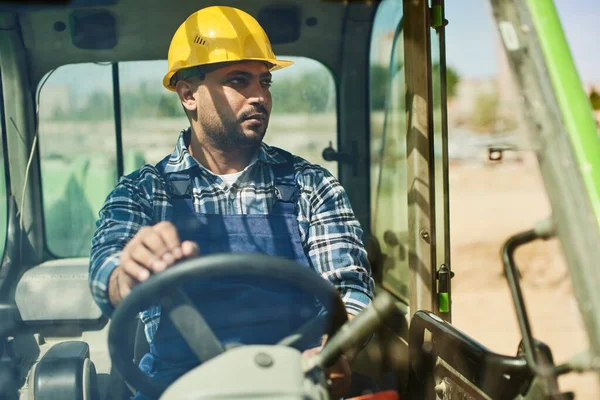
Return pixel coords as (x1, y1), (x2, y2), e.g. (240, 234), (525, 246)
(502, 217), (563, 396)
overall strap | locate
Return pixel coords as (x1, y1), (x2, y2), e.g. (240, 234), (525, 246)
(159, 149), (301, 215)
(158, 154), (195, 216)
(269, 149), (300, 206)
(270, 149), (300, 215)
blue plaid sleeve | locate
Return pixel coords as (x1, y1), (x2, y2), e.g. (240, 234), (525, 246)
(88, 170), (156, 317)
(303, 169), (375, 316)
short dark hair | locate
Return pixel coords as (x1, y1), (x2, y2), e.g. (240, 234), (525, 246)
(173, 66), (210, 122)
(170, 66), (207, 88)
(171, 60), (268, 87)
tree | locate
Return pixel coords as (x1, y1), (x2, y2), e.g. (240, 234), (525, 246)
(74, 91), (113, 120)
(432, 63), (460, 105)
(469, 92), (499, 133)
(270, 69), (335, 114)
(370, 64), (389, 111)
(66, 63), (461, 120)
(590, 88), (600, 111)
(157, 94), (183, 118)
(445, 66), (460, 99)
(370, 63), (460, 111)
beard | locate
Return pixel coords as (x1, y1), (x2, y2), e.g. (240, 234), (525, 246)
(199, 105), (269, 151)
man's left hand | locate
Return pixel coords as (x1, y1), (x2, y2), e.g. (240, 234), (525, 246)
(301, 313), (356, 399)
(302, 345), (352, 399)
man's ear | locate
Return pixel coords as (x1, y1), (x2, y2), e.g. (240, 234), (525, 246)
(175, 80), (198, 115)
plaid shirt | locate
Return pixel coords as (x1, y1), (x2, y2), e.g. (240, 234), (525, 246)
(89, 129), (374, 339)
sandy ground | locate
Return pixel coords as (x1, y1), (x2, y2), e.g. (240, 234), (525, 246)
(449, 153), (600, 399)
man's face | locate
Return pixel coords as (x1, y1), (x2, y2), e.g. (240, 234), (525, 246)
(182, 61), (273, 151)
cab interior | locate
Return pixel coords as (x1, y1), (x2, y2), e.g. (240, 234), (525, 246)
(0, 0), (579, 399)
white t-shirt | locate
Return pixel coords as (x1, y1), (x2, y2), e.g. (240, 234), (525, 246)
(211, 152), (259, 188)
(218, 169), (245, 187)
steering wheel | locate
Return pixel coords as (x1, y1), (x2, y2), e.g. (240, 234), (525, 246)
(108, 253), (348, 399)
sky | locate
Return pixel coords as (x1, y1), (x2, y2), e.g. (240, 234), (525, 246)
(446, 0), (600, 83)
(43, 0), (600, 95)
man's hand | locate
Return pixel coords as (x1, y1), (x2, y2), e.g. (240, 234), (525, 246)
(301, 314), (356, 399)
(302, 345), (352, 399)
(108, 221), (199, 307)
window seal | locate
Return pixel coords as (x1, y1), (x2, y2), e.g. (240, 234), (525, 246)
(0, 69), (12, 197)
(112, 62), (124, 179)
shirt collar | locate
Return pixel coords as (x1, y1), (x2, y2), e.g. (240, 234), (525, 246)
(162, 128), (288, 174)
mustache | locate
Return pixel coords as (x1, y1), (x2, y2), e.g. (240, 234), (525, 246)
(239, 105), (269, 120)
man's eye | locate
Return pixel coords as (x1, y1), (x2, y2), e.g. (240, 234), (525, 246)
(262, 79), (273, 87)
(229, 77), (247, 85)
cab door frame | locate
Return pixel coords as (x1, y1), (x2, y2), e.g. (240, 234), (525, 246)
(403, 0), (451, 320)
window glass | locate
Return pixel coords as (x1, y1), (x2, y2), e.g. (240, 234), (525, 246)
(38, 63), (117, 257)
(370, 0), (408, 302)
(119, 60), (188, 174)
(119, 57), (338, 177)
(38, 58), (337, 258)
(269, 57), (338, 176)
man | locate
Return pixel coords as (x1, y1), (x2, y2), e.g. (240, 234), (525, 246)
(89, 5), (374, 399)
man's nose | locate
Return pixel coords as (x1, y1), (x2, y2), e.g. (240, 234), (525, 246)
(247, 80), (268, 105)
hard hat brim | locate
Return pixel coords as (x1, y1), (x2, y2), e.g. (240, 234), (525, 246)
(163, 58), (294, 92)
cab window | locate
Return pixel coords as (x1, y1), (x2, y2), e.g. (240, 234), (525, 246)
(37, 58), (337, 258)
(38, 63), (117, 258)
(370, 0), (408, 302)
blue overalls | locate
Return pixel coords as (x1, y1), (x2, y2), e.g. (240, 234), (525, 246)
(133, 152), (325, 399)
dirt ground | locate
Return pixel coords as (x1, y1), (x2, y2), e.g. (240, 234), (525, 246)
(448, 153), (599, 399)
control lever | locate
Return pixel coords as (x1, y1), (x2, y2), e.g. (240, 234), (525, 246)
(303, 291), (398, 372)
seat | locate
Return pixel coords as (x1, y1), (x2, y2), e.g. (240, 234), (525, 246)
(32, 341), (100, 400)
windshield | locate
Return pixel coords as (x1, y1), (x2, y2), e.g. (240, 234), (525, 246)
(37, 57), (337, 258)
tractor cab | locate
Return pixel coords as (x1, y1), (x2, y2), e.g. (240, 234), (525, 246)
(0, 0), (598, 399)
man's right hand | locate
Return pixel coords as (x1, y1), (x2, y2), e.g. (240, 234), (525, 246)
(108, 221), (199, 307)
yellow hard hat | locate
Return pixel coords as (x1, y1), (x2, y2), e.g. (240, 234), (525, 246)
(163, 6), (294, 91)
